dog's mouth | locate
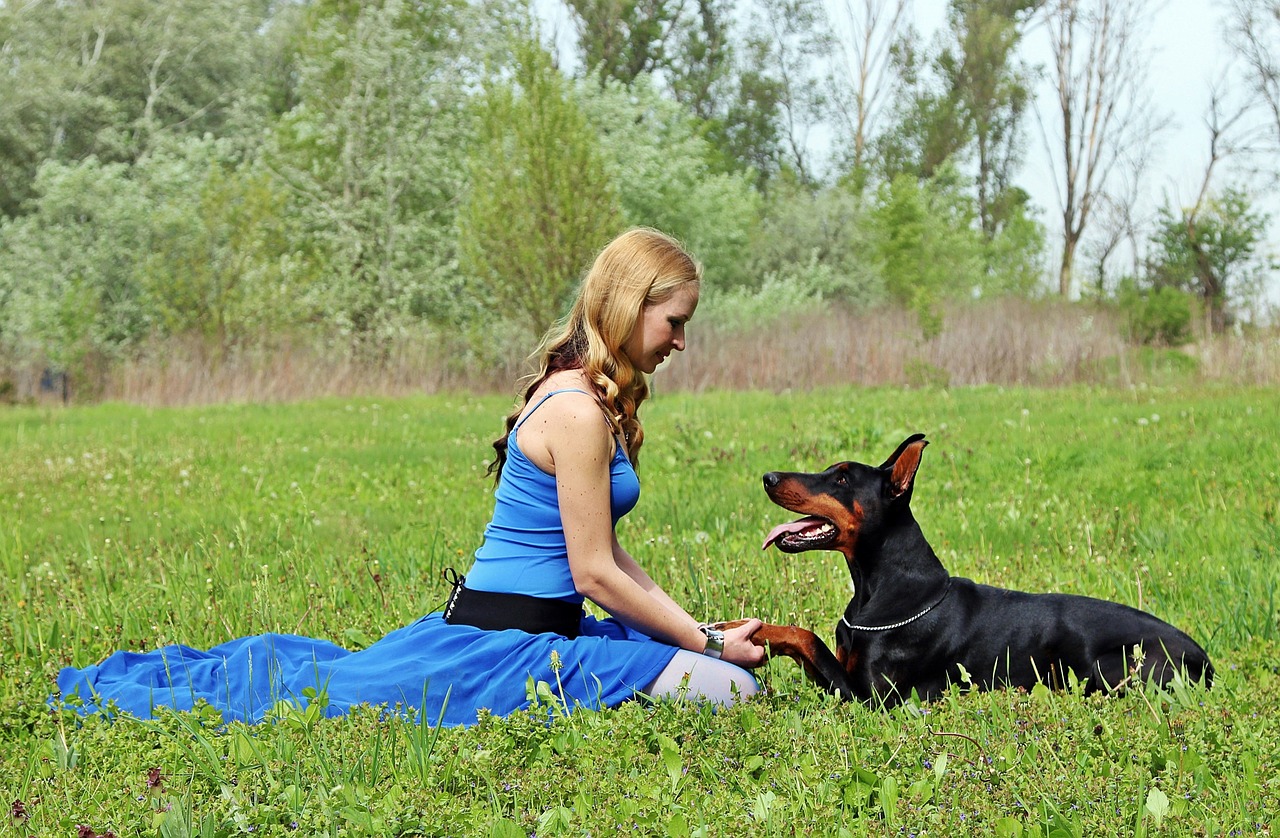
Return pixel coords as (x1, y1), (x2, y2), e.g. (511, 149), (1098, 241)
(763, 516), (837, 552)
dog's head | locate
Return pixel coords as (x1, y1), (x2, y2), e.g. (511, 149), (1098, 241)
(761, 434), (928, 560)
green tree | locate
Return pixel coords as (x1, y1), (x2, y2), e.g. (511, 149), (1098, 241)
(458, 40), (621, 337)
(751, 180), (864, 284)
(743, 0), (834, 184)
(744, 179), (883, 307)
(566, 0), (684, 87)
(0, 0), (273, 218)
(577, 76), (760, 290)
(874, 32), (970, 182)
(0, 140), (302, 374)
(867, 169), (986, 335)
(264, 0), (496, 338)
(1115, 279), (1196, 346)
(565, 0), (787, 183)
(712, 42), (788, 180)
(947, 0), (1038, 240)
(667, 0), (735, 121)
(1146, 187), (1273, 332)
(980, 186), (1046, 296)
(136, 136), (300, 346)
(874, 0), (1037, 236)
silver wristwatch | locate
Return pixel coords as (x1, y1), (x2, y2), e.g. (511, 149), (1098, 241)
(698, 624), (725, 659)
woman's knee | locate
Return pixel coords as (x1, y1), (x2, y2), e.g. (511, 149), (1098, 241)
(643, 651), (759, 705)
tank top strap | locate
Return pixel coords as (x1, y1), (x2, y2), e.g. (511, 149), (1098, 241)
(512, 388), (627, 460)
(513, 388), (596, 431)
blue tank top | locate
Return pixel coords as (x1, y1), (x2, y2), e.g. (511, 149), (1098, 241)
(463, 389), (641, 602)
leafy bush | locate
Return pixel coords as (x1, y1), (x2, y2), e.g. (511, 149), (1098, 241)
(0, 158), (154, 371)
(867, 170), (986, 337)
(260, 0), (508, 340)
(0, 140), (314, 377)
(700, 266), (827, 330)
(1146, 186), (1273, 332)
(1116, 281), (1197, 346)
(137, 135), (309, 342)
(459, 39), (620, 338)
(746, 180), (882, 302)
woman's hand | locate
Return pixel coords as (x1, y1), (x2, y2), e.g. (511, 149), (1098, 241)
(719, 618), (766, 669)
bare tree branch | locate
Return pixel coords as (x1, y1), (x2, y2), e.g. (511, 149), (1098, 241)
(1225, 0), (1280, 198)
(1037, 0), (1169, 297)
(829, 0), (908, 174)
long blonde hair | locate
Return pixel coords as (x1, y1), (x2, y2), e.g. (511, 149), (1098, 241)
(489, 227), (702, 480)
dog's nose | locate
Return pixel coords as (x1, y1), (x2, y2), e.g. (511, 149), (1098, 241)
(763, 472), (780, 488)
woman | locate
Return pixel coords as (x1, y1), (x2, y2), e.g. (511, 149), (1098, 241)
(57, 228), (763, 727)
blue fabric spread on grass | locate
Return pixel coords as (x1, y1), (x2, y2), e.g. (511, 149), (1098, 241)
(55, 390), (678, 727)
(56, 613), (674, 727)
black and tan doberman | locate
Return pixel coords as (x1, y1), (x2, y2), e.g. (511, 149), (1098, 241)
(720, 434), (1213, 707)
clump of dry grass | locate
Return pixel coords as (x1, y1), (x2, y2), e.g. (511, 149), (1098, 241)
(664, 298), (1280, 391)
(3, 299), (1278, 406)
(107, 334), (526, 406)
(664, 299), (1127, 390)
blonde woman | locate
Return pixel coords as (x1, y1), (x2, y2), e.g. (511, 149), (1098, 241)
(57, 228), (763, 727)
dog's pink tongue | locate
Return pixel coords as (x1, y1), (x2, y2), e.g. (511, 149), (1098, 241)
(762, 517), (827, 550)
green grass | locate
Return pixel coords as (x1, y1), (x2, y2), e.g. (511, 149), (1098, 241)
(2, 386), (1278, 836)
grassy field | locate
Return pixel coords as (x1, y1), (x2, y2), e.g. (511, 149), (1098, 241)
(1, 385), (1278, 836)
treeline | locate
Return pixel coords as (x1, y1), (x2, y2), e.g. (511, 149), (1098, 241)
(0, 0), (1276, 393)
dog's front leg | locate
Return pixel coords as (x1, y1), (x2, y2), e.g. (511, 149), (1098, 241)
(716, 620), (854, 700)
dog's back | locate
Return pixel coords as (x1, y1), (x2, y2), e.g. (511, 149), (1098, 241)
(932, 580), (1213, 695)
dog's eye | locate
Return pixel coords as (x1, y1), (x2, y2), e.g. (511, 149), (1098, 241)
(835, 474), (848, 486)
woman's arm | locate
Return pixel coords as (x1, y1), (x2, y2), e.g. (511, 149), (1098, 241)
(612, 539), (763, 667)
(611, 539), (695, 622)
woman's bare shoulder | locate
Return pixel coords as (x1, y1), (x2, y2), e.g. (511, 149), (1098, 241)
(520, 370), (599, 421)
(518, 372), (612, 467)
(535, 384), (607, 435)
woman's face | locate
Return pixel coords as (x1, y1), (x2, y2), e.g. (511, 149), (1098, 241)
(621, 282), (699, 374)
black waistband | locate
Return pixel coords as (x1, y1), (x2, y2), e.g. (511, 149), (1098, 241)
(442, 569), (583, 639)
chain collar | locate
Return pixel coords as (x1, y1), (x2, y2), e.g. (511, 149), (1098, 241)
(841, 580), (953, 632)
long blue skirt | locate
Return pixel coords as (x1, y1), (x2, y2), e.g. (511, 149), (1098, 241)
(55, 613), (679, 727)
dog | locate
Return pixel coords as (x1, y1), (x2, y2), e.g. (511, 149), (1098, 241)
(719, 434), (1213, 706)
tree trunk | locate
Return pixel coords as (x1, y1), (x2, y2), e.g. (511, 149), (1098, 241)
(1189, 239), (1226, 333)
(1058, 234), (1077, 297)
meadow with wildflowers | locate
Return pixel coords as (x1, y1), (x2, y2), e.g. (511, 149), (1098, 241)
(2, 386), (1278, 835)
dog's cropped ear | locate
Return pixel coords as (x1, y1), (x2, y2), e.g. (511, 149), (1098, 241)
(880, 433), (928, 499)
